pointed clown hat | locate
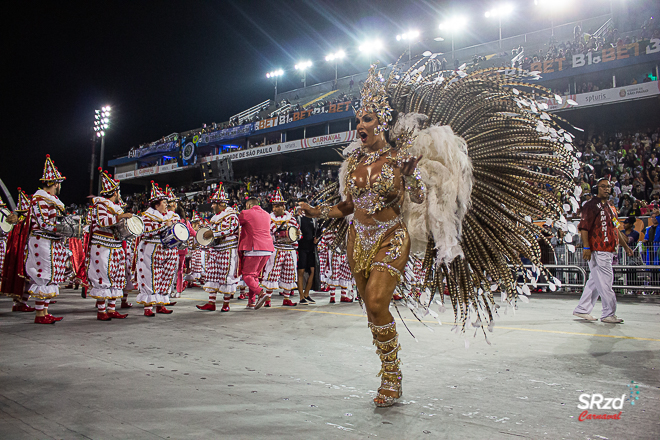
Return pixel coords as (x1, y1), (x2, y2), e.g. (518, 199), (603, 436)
(190, 211), (201, 223)
(165, 185), (178, 202)
(270, 187), (285, 204)
(16, 188), (31, 213)
(209, 182), (229, 202)
(99, 168), (120, 196)
(149, 181), (167, 202)
(40, 154), (66, 183)
(0, 194), (6, 208)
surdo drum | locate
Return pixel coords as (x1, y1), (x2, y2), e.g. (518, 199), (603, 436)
(115, 216), (144, 239)
(161, 222), (190, 250)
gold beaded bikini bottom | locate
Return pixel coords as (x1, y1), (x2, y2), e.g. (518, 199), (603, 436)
(351, 216), (407, 282)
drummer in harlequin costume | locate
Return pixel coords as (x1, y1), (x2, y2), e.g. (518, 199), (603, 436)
(261, 188), (301, 307)
(197, 183), (240, 312)
(325, 230), (355, 304)
(135, 181), (177, 316)
(0, 194), (11, 289)
(24, 155), (69, 324)
(186, 211), (206, 286)
(83, 169), (134, 321)
(1, 189), (36, 311)
(166, 185), (191, 299)
(119, 193), (135, 308)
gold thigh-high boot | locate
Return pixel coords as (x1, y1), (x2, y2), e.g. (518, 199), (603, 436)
(369, 320), (402, 407)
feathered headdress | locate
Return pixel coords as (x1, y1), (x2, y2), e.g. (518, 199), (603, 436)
(40, 155), (66, 183)
(99, 168), (120, 195)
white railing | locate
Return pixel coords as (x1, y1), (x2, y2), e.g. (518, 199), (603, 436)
(231, 99), (272, 124)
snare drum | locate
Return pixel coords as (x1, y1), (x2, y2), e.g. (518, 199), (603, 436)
(275, 226), (299, 243)
(161, 222), (190, 250)
(54, 215), (83, 238)
(0, 208), (14, 234)
(115, 216), (144, 239)
(196, 227), (213, 246)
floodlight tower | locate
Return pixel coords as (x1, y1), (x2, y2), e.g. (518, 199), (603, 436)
(266, 69), (284, 103)
(396, 30), (420, 62)
(93, 106), (111, 194)
(439, 17), (468, 61)
(325, 50), (345, 83)
(295, 60), (313, 88)
(485, 4), (514, 48)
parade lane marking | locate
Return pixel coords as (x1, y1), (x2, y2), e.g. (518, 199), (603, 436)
(275, 307), (660, 342)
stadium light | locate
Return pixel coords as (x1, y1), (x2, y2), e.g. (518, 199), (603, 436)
(438, 17), (468, 60)
(325, 50), (345, 83)
(534, 0), (569, 36)
(93, 106), (111, 194)
(266, 69), (284, 102)
(485, 4), (514, 48)
(396, 30), (420, 62)
(358, 39), (383, 54)
(294, 60), (313, 88)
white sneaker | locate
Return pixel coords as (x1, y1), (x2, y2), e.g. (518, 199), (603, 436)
(573, 312), (598, 321)
(601, 315), (624, 324)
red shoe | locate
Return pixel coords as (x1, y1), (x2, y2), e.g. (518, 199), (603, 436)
(282, 299), (297, 306)
(340, 296), (353, 303)
(50, 300), (57, 304)
(393, 293), (403, 301)
(144, 309), (155, 317)
(167, 302), (177, 306)
(120, 302), (133, 309)
(46, 314), (64, 321)
(97, 312), (112, 321)
(221, 304), (230, 312)
(264, 299), (271, 308)
(329, 297), (336, 304)
(156, 306), (173, 314)
(107, 311), (128, 319)
(34, 315), (56, 324)
(238, 293), (246, 300)
(197, 303), (216, 311)
(12, 303), (36, 312)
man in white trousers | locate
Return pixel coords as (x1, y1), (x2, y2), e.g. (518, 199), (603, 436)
(573, 178), (633, 324)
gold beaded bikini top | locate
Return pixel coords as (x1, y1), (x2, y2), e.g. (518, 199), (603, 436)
(345, 148), (402, 215)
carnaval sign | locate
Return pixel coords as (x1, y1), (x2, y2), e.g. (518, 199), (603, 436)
(546, 81), (660, 111)
(528, 39), (660, 74)
(254, 101), (356, 131)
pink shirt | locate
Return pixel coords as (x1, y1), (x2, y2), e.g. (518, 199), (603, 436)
(238, 206), (274, 252)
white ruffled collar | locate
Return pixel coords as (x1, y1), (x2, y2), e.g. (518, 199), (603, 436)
(211, 207), (236, 222)
(93, 197), (124, 215)
(34, 189), (65, 211)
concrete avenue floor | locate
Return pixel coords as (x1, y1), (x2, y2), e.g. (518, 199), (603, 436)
(1, 288), (659, 440)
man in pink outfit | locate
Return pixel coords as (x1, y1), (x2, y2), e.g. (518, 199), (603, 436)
(238, 198), (274, 309)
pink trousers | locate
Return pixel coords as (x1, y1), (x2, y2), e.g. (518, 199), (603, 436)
(241, 255), (270, 303)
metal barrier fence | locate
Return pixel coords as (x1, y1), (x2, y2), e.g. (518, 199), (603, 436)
(537, 241), (660, 294)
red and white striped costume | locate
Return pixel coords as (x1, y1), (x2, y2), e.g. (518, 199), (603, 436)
(317, 230), (331, 286)
(25, 190), (70, 299)
(330, 250), (353, 290)
(203, 207), (239, 294)
(262, 211), (300, 291)
(135, 207), (178, 306)
(124, 236), (137, 291)
(86, 197), (126, 300)
(0, 233), (7, 284)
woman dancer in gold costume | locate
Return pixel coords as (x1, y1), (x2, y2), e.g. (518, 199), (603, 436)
(299, 100), (425, 407)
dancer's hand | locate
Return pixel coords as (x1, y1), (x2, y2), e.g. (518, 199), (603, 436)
(400, 155), (423, 176)
(297, 202), (320, 218)
(582, 248), (591, 261)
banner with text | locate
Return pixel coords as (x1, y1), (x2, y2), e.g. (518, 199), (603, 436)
(197, 123), (254, 146)
(546, 81), (660, 111)
(528, 38), (660, 74)
(254, 101), (357, 131)
(128, 141), (178, 159)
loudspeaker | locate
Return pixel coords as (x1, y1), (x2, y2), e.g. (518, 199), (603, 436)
(212, 157), (234, 182)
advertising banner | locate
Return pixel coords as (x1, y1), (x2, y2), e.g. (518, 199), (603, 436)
(128, 141), (177, 159)
(159, 163), (178, 173)
(136, 166), (158, 177)
(254, 101), (357, 132)
(302, 131), (357, 149)
(546, 81), (659, 111)
(197, 123), (254, 146)
(528, 38), (660, 74)
(115, 171), (135, 181)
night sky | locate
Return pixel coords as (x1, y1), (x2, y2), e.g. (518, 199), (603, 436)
(2, 0), (632, 206)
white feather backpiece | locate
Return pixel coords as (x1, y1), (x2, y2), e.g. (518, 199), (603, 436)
(396, 114), (473, 265)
